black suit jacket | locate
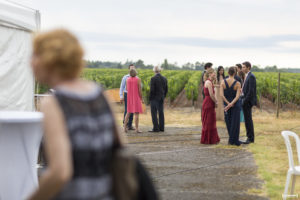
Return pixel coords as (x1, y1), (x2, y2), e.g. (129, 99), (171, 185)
(149, 73), (168, 101)
(242, 72), (257, 107)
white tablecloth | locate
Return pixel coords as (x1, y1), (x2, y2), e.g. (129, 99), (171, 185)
(0, 111), (43, 200)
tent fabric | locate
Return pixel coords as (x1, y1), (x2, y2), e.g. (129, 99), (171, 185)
(0, 26), (34, 111)
(0, 1), (40, 31)
(0, 1), (40, 111)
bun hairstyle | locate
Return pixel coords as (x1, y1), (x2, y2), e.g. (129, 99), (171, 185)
(204, 68), (215, 81)
(129, 69), (137, 77)
(228, 66), (236, 76)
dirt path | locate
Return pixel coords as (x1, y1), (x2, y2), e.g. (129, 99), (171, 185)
(126, 126), (268, 200)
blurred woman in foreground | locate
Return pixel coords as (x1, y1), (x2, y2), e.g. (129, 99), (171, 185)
(28, 29), (124, 200)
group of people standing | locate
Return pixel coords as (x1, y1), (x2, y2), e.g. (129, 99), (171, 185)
(120, 65), (168, 133)
(201, 61), (257, 146)
(120, 61), (257, 148)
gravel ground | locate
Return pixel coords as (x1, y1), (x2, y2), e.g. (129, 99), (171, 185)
(126, 126), (268, 200)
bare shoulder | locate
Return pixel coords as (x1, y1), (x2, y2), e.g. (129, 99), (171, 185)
(40, 96), (61, 115)
(204, 80), (212, 88)
(205, 80), (212, 85)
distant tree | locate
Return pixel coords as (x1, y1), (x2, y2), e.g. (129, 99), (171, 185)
(161, 59), (169, 70)
(195, 61), (205, 71)
(135, 59), (145, 68)
(117, 63), (122, 69)
(252, 65), (264, 72)
(182, 62), (194, 70)
(265, 65), (278, 72)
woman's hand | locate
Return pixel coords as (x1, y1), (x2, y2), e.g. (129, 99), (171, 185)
(224, 102), (234, 112)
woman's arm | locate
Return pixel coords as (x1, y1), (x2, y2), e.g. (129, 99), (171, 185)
(206, 81), (217, 103)
(231, 82), (241, 105)
(138, 78), (143, 100)
(220, 80), (230, 105)
(28, 96), (73, 200)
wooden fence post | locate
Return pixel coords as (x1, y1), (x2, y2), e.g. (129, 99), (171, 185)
(276, 72), (280, 118)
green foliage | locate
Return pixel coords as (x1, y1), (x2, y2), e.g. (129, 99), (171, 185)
(166, 71), (193, 101)
(35, 68), (300, 107)
(184, 71), (202, 101)
(254, 72), (300, 105)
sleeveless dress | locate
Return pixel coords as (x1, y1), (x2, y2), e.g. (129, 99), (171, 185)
(223, 80), (241, 145)
(201, 80), (220, 144)
(127, 77), (143, 113)
(53, 85), (115, 200)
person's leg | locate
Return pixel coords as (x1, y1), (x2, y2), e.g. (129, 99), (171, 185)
(128, 113), (134, 128)
(227, 109), (235, 144)
(150, 100), (159, 131)
(135, 113), (141, 133)
(123, 112), (131, 132)
(224, 109), (232, 144)
(230, 106), (241, 145)
(243, 104), (254, 142)
(124, 92), (134, 129)
(158, 99), (165, 131)
(123, 92), (128, 124)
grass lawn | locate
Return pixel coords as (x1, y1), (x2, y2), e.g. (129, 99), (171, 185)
(248, 109), (300, 200)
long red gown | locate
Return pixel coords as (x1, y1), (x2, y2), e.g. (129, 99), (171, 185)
(201, 80), (220, 144)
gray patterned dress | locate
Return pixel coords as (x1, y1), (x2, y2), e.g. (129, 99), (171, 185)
(53, 85), (115, 200)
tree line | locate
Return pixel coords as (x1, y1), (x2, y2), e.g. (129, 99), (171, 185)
(85, 59), (300, 73)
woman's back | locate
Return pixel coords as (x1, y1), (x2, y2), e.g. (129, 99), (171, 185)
(223, 79), (238, 103)
(127, 77), (139, 96)
(53, 83), (115, 200)
(127, 76), (143, 114)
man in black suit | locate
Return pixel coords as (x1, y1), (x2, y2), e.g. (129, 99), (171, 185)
(241, 61), (257, 144)
(149, 66), (168, 132)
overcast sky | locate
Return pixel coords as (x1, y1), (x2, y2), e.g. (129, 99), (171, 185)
(17, 0), (300, 68)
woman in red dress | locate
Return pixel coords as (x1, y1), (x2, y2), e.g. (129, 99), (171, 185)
(201, 68), (220, 144)
(124, 69), (143, 133)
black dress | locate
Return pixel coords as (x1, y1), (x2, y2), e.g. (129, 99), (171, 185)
(223, 80), (241, 145)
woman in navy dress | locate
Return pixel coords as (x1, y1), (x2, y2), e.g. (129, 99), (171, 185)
(220, 67), (242, 146)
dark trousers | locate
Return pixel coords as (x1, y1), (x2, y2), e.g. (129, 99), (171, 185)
(123, 92), (133, 127)
(243, 103), (254, 142)
(150, 99), (164, 131)
(224, 100), (241, 145)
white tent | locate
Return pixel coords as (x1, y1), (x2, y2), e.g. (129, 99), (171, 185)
(0, 0), (40, 111)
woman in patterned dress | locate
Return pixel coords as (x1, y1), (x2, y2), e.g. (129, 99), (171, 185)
(28, 29), (124, 200)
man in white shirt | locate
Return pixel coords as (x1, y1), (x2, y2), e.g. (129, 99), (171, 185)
(120, 64), (135, 130)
